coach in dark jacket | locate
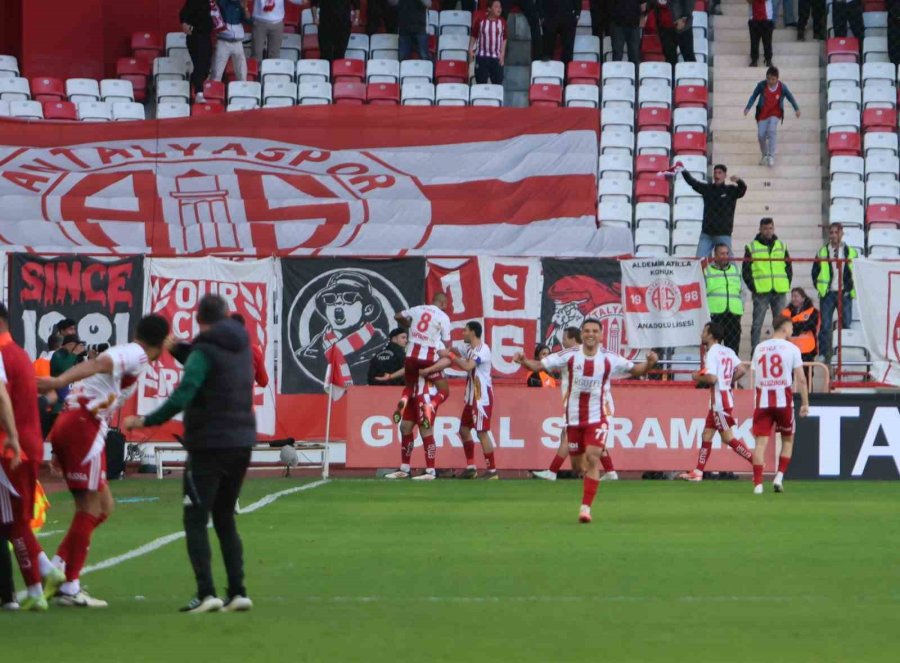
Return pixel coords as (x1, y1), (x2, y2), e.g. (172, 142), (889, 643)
(679, 163), (747, 258)
(368, 328), (408, 386)
(126, 295), (256, 614)
(609, 0), (646, 63)
(180, 0), (214, 99)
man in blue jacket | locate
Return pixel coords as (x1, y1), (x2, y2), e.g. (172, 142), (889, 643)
(743, 66), (800, 167)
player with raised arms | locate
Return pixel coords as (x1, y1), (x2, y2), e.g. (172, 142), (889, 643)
(751, 316), (809, 494)
(516, 319), (658, 523)
(679, 321), (754, 481)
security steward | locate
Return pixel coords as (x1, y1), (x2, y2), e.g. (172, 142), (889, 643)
(742, 217), (792, 353)
(705, 242), (744, 355)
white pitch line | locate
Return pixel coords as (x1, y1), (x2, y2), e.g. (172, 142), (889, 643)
(81, 479), (329, 576)
(36, 529), (64, 539)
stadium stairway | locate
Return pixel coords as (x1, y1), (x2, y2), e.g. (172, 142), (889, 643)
(503, 13), (535, 108)
(711, 0), (825, 355)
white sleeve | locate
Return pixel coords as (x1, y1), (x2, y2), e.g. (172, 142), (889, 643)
(792, 344), (804, 372)
(541, 350), (570, 371)
(609, 354), (635, 377)
(703, 348), (716, 374)
(476, 345), (491, 368)
(441, 314), (452, 344)
(0, 354), (7, 384)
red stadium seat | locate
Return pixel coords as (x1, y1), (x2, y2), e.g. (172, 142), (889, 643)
(567, 61), (600, 86)
(302, 34), (320, 59)
(225, 58), (259, 83)
(635, 176), (671, 203)
(42, 101), (77, 121)
(367, 82), (400, 105)
(131, 32), (163, 61)
(637, 107), (671, 131)
(333, 81), (366, 105)
(674, 85), (708, 109)
(635, 154), (669, 180)
(826, 37), (860, 63)
(694, 0), (707, 9)
(116, 57), (150, 102)
(435, 60), (467, 84)
(332, 59), (365, 84)
(284, 0), (302, 32)
(867, 204), (900, 227)
(862, 0), (886, 9)
(827, 131), (862, 157)
(673, 130), (708, 156)
(202, 80), (226, 105)
(640, 34), (665, 61)
(192, 103), (225, 116)
(30, 77), (65, 102)
(528, 83), (562, 107)
(862, 108), (898, 133)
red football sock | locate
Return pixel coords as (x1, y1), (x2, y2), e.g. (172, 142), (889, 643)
(549, 454), (565, 473)
(400, 432), (414, 465)
(62, 512), (101, 582)
(728, 439), (754, 463)
(431, 384), (449, 408)
(96, 513), (108, 527)
(11, 522), (41, 586)
(582, 477), (600, 508)
(696, 442), (712, 471)
(423, 435), (436, 470)
(462, 439), (476, 465)
(778, 455), (791, 474)
(484, 450), (496, 470)
(600, 454), (614, 472)
(753, 464), (764, 486)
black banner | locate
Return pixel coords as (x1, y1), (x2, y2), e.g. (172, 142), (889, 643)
(790, 393), (900, 480)
(9, 254), (144, 359)
(539, 258), (640, 358)
(280, 258), (425, 394)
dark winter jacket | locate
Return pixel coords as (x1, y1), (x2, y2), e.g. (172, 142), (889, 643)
(681, 170), (747, 237)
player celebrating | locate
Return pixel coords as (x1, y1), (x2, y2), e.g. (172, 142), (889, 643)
(384, 369), (447, 481)
(37, 314), (170, 607)
(393, 293), (452, 427)
(751, 316), (809, 494)
(516, 319), (657, 523)
(446, 321), (497, 479)
(679, 322), (754, 482)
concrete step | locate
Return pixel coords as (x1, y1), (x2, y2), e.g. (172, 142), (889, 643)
(504, 89), (528, 108)
(712, 40), (822, 57)
(713, 93), (821, 109)
(712, 78), (821, 94)
(728, 163), (822, 177)
(711, 118), (822, 132)
(504, 65), (529, 91)
(713, 53), (821, 68)
(736, 189), (825, 203)
(506, 41), (531, 67)
(734, 213), (824, 227)
(713, 66), (822, 81)
(713, 129), (822, 143)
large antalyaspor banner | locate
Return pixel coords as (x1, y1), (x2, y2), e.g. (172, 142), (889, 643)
(854, 259), (900, 386)
(0, 107), (618, 256)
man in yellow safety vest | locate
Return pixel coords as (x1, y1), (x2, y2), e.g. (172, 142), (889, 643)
(811, 222), (857, 361)
(704, 243), (744, 354)
(742, 217), (792, 353)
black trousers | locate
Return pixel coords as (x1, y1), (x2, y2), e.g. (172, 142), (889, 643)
(610, 23), (641, 63)
(711, 312), (742, 356)
(319, 17), (351, 61)
(542, 12), (578, 63)
(475, 56), (504, 84)
(183, 447), (251, 599)
(660, 26), (696, 66)
(888, 9), (900, 65)
(0, 536), (14, 605)
(366, 0), (397, 35)
(832, 1), (864, 40)
(589, 0), (610, 39)
(748, 19), (774, 64)
(502, 0), (543, 60)
(186, 32), (212, 95)
(798, 0), (827, 36)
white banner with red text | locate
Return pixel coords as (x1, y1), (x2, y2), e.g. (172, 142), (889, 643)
(854, 258), (900, 385)
(136, 257), (278, 434)
(621, 258), (708, 348)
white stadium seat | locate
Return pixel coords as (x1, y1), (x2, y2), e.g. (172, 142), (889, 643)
(602, 61), (636, 87)
(228, 81), (262, 106)
(166, 32), (188, 59)
(863, 36), (889, 63)
(826, 63), (860, 87)
(634, 226), (670, 256)
(437, 34), (469, 61)
(673, 107), (708, 132)
(674, 61), (708, 87)
(843, 227), (866, 254)
(830, 179), (865, 206)
(261, 58), (295, 85)
(598, 153), (634, 180)
(829, 156), (865, 181)
(401, 82), (435, 106)
(227, 99), (258, 112)
(861, 62), (896, 87)
(264, 97), (294, 108)
(0, 55), (20, 77)
(297, 81), (333, 105)
(864, 131), (899, 157)
(597, 177), (633, 204)
(469, 83), (504, 107)
(826, 108), (861, 133)
(439, 10), (472, 35)
(868, 228), (900, 256)
(676, 155), (708, 180)
(435, 82), (469, 106)
(297, 59), (330, 83)
(345, 33), (370, 61)
(863, 86), (896, 110)
(601, 84), (635, 109)
(155, 101), (190, 119)
(863, 10), (888, 37)
(531, 60), (565, 85)
(865, 155), (900, 182)
(827, 84), (861, 111)
(263, 80), (296, 105)
(565, 84), (599, 108)
(638, 84), (672, 109)
(0, 76), (30, 101)
(673, 200), (704, 227)
(100, 79), (134, 103)
(674, 178), (702, 203)
(76, 100), (112, 122)
(635, 202), (670, 229)
(400, 60), (433, 85)
(0, 100), (10, 116)
(301, 8), (317, 34)
(153, 57), (188, 82)
(601, 106), (635, 132)
(367, 59), (400, 84)
(866, 180), (900, 206)
(672, 225), (700, 256)
(828, 202), (865, 228)
(600, 129), (635, 156)
(157, 80), (190, 104)
(371, 34), (400, 60)
(639, 62), (672, 88)
(281, 33), (302, 61)
(573, 35), (601, 62)
(111, 101), (145, 121)
(637, 130), (671, 156)
(9, 100), (42, 119)
(598, 200), (632, 228)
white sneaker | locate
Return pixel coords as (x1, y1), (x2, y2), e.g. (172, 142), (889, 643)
(223, 595), (253, 612)
(767, 155), (775, 167)
(179, 595), (224, 613)
(773, 471), (784, 493)
(412, 470), (436, 481)
(54, 589), (109, 608)
(384, 469), (411, 479)
(194, 92), (205, 104)
(578, 505), (592, 524)
(600, 471), (619, 482)
(759, 155), (768, 166)
(1, 602), (19, 611)
(678, 469), (703, 482)
(530, 470), (557, 481)
(753, 484), (764, 495)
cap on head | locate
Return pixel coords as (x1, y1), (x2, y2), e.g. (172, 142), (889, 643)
(389, 327), (406, 340)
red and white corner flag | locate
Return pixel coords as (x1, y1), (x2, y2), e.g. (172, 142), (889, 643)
(324, 345), (352, 401)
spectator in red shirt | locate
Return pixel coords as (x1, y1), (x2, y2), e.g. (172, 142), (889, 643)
(230, 314), (269, 388)
(747, 0), (775, 67)
(647, 0), (695, 66)
(743, 66), (800, 167)
(469, 0), (507, 85)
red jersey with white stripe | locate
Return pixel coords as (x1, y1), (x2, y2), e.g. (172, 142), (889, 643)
(704, 343), (739, 411)
(752, 338), (802, 408)
(65, 342), (149, 420)
(542, 347), (634, 426)
(474, 17), (506, 59)
(402, 305), (452, 363)
(454, 342), (492, 407)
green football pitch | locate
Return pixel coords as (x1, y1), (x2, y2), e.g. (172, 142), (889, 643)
(7, 477), (899, 662)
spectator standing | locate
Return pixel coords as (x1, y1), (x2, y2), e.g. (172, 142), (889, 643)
(368, 328), (409, 386)
(180, 0), (215, 101)
(748, 0), (775, 67)
(501, 1), (543, 61)
(540, 0), (581, 64)
(771, 0), (797, 28)
(888, 0), (900, 66)
(812, 222), (857, 362)
(397, 0), (431, 61)
(677, 163), (747, 257)
(782, 287), (819, 366)
(648, 0), (696, 66)
(367, 0), (398, 35)
(796, 0), (826, 40)
(252, 0), (302, 60)
(743, 217), (792, 353)
(832, 0), (865, 41)
(589, 0), (610, 41)
(705, 243), (744, 355)
(470, 0), (507, 84)
(743, 66), (800, 167)
(313, 0), (359, 62)
(609, 0), (647, 64)
(230, 314), (268, 388)
(212, 0), (250, 82)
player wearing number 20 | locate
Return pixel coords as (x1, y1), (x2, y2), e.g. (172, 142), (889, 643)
(751, 316), (810, 494)
(516, 319), (658, 524)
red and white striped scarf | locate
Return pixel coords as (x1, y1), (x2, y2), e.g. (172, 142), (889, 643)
(322, 323), (377, 386)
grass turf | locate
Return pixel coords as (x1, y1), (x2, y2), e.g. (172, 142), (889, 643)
(7, 478), (899, 662)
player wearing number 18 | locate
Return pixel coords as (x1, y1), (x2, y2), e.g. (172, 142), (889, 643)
(750, 316), (809, 494)
(516, 319), (658, 524)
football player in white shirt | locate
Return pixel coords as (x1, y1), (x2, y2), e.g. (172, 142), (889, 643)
(36, 314), (170, 608)
(516, 318), (658, 523)
(680, 321), (754, 482)
(393, 293), (453, 428)
(446, 321), (498, 479)
(751, 316), (809, 494)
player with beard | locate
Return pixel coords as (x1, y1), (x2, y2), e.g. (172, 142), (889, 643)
(517, 319), (657, 523)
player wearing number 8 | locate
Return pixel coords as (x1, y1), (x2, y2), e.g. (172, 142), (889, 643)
(750, 316), (810, 494)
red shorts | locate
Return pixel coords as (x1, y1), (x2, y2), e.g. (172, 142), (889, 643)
(566, 422), (609, 456)
(752, 406), (795, 437)
(0, 459), (38, 525)
(404, 357), (441, 387)
(49, 408), (108, 493)
(705, 409), (736, 432)
(460, 397), (493, 433)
